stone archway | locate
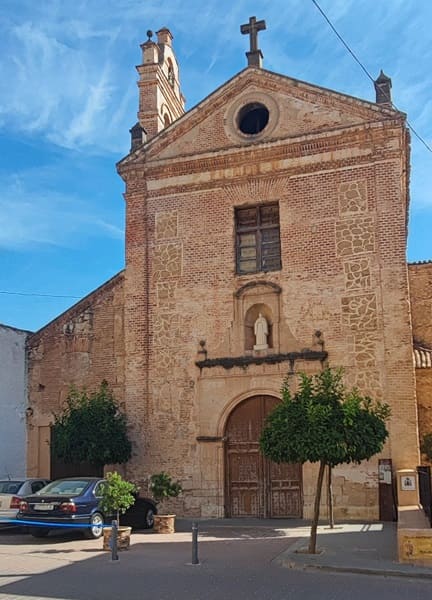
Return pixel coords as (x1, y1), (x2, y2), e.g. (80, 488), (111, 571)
(224, 395), (302, 518)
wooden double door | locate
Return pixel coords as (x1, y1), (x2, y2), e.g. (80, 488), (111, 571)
(225, 395), (302, 518)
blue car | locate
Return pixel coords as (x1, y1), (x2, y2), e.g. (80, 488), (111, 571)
(17, 477), (157, 539)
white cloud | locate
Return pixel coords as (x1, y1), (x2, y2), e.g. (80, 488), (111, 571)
(0, 170), (123, 250)
(0, 14), (132, 153)
(51, 63), (114, 148)
(0, 0), (431, 202)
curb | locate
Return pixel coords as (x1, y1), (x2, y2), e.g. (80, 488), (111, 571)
(273, 537), (432, 580)
(274, 556), (432, 580)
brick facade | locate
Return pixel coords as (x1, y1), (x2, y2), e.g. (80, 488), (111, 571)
(25, 31), (429, 520)
(409, 262), (432, 457)
(26, 273), (124, 478)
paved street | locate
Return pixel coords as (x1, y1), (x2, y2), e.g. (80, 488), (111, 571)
(0, 522), (431, 600)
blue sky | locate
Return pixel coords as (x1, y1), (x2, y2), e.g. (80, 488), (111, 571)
(1, 0), (431, 332)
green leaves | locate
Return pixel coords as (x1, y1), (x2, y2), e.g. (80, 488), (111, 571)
(149, 472), (182, 506)
(260, 367), (390, 555)
(421, 433), (432, 460)
(260, 368), (390, 468)
(341, 390), (390, 464)
(100, 471), (137, 523)
(51, 380), (132, 467)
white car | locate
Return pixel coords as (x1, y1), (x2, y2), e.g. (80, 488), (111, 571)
(0, 479), (49, 526)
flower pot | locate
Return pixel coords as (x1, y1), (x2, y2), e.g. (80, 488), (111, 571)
(153, 515), (176, 534)
(102, 525), (132, 551)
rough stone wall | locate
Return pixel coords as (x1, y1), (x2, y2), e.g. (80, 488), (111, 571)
(409, 262), (432, 455)
(120, 72), (418, 519)
(0, 325), (29, 478)
(415, 370), (432, 455)
(26, 273), (125, 478)
(409, 262), (432, 347)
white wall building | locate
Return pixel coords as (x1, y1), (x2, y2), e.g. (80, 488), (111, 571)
(0, 324), (30, 478)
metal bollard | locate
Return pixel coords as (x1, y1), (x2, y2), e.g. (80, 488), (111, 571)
(192, 521), (199, 565)
(111, 519), (119, 561)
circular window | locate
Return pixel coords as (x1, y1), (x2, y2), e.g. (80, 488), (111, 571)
(224, 92), (279, 143)
(237, 102), (269, 135)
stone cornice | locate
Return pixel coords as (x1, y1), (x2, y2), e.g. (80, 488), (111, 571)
(143, 155), (403, 200)
(146, 121), (402, 180)
(195, 350), (328, 371)
(119, 117), (404, 181)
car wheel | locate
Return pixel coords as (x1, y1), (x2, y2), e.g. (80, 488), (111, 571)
(30, 527), (50, 538)
(84, 512), (104, 539)
(145, 508), (155, 529)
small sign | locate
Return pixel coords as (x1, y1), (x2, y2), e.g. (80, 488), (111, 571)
(379, 463), (392, 485)
(401, 475), (416, 491)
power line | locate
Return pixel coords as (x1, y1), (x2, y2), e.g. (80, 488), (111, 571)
(0, 290), (81, 299)
(311, 0), (375, 83)
(311, 0), (432, 154)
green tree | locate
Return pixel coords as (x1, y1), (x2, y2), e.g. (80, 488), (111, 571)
(100, 471), (137, 524)
(260, 368), (390, 554)
(149, 472), (183, 510)
(51, 381), (132, 467)
(420, 433), (432, 461)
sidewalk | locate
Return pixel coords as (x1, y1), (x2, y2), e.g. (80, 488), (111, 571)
(1, 516), (431, 599)
(178, 518), (432, 579)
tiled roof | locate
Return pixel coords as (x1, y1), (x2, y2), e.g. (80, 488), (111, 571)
(413, 344), (432, 369)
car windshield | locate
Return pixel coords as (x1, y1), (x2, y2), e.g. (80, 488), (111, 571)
(0, 481), (24, 494)
(36, 480), (90, 496)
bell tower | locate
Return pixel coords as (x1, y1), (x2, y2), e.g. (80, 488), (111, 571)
(136, 28), (186, 140)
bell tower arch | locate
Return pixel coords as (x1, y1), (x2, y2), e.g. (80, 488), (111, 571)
(136, 28), (186, 140)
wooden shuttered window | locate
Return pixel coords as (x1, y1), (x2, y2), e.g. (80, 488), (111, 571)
(235, 204), (281, 274)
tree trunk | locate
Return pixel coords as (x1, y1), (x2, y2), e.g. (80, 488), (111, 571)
(308, 460), (326, 554)
(328, 465), (334, 529)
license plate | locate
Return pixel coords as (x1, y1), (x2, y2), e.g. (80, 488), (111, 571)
(34, 503), (54, 510)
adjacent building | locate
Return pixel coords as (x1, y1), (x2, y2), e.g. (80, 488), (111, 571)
(0, 324), (30, 478)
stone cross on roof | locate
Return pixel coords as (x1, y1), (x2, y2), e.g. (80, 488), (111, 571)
(240, 16), (266, 68)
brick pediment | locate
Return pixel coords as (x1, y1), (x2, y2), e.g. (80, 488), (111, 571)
(120, 67), (403, 168)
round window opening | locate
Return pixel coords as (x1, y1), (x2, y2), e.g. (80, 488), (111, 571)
(237, 102), (269, 135)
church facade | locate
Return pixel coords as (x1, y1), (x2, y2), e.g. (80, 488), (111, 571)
(26, 23), (432, 520)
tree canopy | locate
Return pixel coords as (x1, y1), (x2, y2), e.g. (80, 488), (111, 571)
(51, 381), (132, 467)
(420, 432), (432, 461)
(260, 367), (390, 553)
(100, 471), (137, 524)
(149, 472), (183, 507)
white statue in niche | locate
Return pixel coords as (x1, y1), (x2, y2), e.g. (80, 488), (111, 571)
(254, 313), (269, 350)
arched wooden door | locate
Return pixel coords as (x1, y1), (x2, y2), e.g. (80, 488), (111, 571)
(225, 395), (302, 518)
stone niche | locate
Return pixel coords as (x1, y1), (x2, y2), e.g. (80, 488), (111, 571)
(244, 303), (273, 351)
(231, 281), (297, 356)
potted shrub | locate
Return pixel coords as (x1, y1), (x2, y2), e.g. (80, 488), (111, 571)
(100, 471), (137, 550)
(149, 472), (182, 534)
